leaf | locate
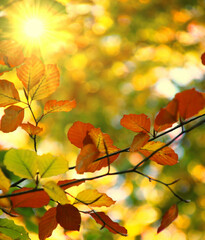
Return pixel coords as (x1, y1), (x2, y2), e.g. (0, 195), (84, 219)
(39, 207), (57, 240)
(120, 113), (151, 133)
(67, 121), (95, 148)
(175, 88), (205, 120)
(0, 233), (13, 240)
(76, 144), (100, 174)
(44, 99), (76, 114)
(0, 65), (12, 76)
(16, 55), (45, 92)
(37, 153), (68, 178)
(130, 132), (150, 152)
(21, 122), (43, 135)
(56, 204), (81, 231)
(201, 52), (205, 65)
(157, 204), (178, 233)
(0, 168), (10, 193)
(74, 189), (115, 207)
(154, 99), (178, 132)
(0, 80), (20, 107)
(4, 149), (38, 179)
(0, 40), (24, 68)
(0, 218), (30, 240)
(44, 181), (69, 205)
(90, 212), (127, 236)
(10, 188), (50, 208)
(1, 106), (24, 133)
(139, 141), (178, 166)
(30, 64), (60, 100)
(57, 179), (85, 190)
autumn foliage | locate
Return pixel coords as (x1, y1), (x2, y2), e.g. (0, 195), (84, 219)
(0, 38), (205, 239)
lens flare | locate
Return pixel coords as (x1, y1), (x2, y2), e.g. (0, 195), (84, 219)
(23, 17), (45, 39)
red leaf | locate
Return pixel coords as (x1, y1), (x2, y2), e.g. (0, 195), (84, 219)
(1, 106), (24, 133)
(120, 113), (151, 133)
(56, 204), (81, 231)
(201, 52), (205, 65)
(44, 99), (76, 114)
(76, 144), (100, 174)
(21, 122), (43, 135)
(175, 88), (205, 120)
(130, 132), (150, 152)
(67, 121), (94, 148)
(157, 204), (178, 233)
(154, 99), (178, 132)
(57, 179), (85, 190)
(90, 212), (127, 236)
(10, 188), (50, 208)
(39, 207), (57, 240)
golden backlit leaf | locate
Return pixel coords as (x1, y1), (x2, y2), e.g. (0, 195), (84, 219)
(0, 168), (10, 193)
(44, 99), (76, 114)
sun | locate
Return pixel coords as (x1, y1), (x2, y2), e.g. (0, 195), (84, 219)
(23, 17), (45, 39)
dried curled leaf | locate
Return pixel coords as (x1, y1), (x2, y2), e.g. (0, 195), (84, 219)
(157, 204), (178, 233)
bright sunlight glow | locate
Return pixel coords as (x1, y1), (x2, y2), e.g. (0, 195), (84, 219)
(23, 18), (45, 38)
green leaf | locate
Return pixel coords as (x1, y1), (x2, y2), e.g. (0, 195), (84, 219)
(37, 153), (68, 178)
(4, 149), (38, 179)
(0, 218), (30, 240)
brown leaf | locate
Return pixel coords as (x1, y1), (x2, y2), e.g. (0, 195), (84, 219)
(90, 212), (127, 236)
(139, 141), (178, 166)
(21, 122), (43, 135)
(120, 113), (151, 133)
(39, 207), (58, 240)
(130, 132), (150, 152)
(10, 188), (50, 208)
(57, 179), (85, 190)
(157, 204), (178, 233)
(1, 106), (24, 133)
(0, 80), (20, 107)
(44, 99), (76, 114)
(56, 204), (81, 231)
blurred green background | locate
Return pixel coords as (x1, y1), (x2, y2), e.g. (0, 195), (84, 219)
(0, 0), (205, 239)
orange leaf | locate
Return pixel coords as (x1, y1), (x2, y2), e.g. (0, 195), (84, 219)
(44, 99), (76, 114)
(0, 80), (20, 107)
(76, 144), (100, 174)
(67, 121), (94, 148)
(1, 106), (24, 133)
(90, 212), (127, 236)
(130, 132), (150, 152)
(10, 188), (50, 208)
(154, 99), (178, 132)
(139, 141), (178, 165)
(16, 55), (45, 92)
(30, 64), (60, 100)
(157, 204), (178, 233)
(175, 88), (205, 120)
(120, 113), (151, 133)
(39, 207), (57, 240)
(0, 40), (24, 68)
(56, 204), (81, 231)
(58, 179), (85, 190)
(21, 122), (43, 135)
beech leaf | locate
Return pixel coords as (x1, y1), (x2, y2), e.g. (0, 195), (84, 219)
(0, 80), (20, 107)
(44, 181), (69, 205)
(37, 153), (68, 178)
(4, 149), (38, 179)
(67, 121), (94, 148)
(16, 55), (45, 92)
(139, 141), (178, 166)
(120, 113), (151, 133)
(157, 204), (178, 233)
(74, 189), (115, 207)
(58, 179), (86, 190)
(10, 188), (50, 208)
(90, 212), (127, 236)
(39, 207), (57, 240)
(0, 168), (10, 193)
(21, 122), (43, 135)
(30, 64), (60, 100)
(44, 99), (76, 114)
(56, 204), (81, 231)
(130, 132), (150, 152)
(1, 106), (24, 133)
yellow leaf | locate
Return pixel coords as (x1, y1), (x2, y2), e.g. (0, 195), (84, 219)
(44, 181), (69, 205)
(0, 168), (10, 193)
(74, 189), (115, 207)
